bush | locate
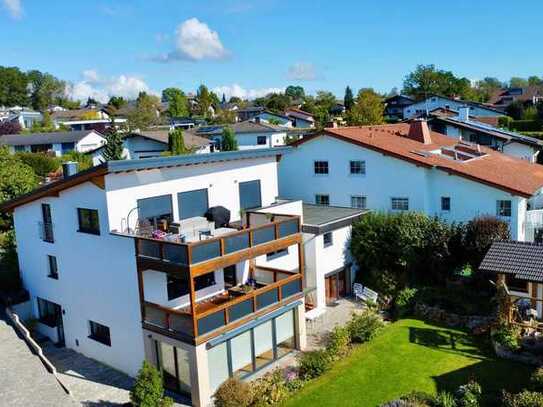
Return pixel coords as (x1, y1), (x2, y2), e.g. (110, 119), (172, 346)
(455, 381), (482, 407)
(130, 361), (171, 407)
(16, 152), (61, 178)
(492, 323), (521, 352)
(326, 326), (351, 360)
(395, 287), (418, 318)
(434, 391), (457, 407)
(250, 369), (290, 406)
(347, 310), (385, 343)
(509, 120), (542, 132)
(297, 349), (331, 380)
(463, 216), (510, 271)
(502, 390), (543, 407)
(213, 377), (253, 407)
(380, 391), (434, 407)
(498, 116), (513, 129)
(531, 368), (543, 391)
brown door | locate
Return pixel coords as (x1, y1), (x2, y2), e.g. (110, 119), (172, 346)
(325, 275), (338, 304)
(338, 269), (346, 298)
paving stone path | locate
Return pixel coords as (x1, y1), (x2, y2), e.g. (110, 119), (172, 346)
(0, 308), (76, 407)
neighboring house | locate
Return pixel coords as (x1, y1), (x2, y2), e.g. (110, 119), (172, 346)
(403, 95), (504, 120)
(489, 86), (543, 110)
(236, 106), (265, 122)
(301, 204), (367, 318)
(285, 108), (315, 128)
(170, 116), (207, 130)
(89, 130), (212, 165)
(278, 121), (543, 242)
(330, 101), (346, 116)
(51, 108), (127, 131)
(1, 148), (307, 406)
(5, 109), (43, 129)
(480, 241), (543, 318)
(429, 107), (543, 163)
(190, 121), (288, 150)
(253, 111), (293, 128)
(0, 130), (105, 156)
(384, 95), (415, 121)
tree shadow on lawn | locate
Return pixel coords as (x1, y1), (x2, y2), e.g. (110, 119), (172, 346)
(408, 326), (486, 360)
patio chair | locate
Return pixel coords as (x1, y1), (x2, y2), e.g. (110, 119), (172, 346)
(353, 283), (365, 302)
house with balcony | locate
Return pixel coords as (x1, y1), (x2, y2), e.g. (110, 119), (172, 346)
(403, 95), (504, 120)
(2, 148), (307, 406)
(278, 121), (543, 243)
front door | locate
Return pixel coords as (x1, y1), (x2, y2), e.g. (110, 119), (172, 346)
(325, 275), (338, 304)
(56, 309), (65, 347)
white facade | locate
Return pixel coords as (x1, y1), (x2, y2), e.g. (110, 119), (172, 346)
(404, 96), (503, 119)
(211, 131), (287, 151)
(5, 131), (106, 157)
(278, 134), (530, 241)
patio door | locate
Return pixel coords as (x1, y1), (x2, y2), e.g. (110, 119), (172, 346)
(155, 341), (191, 397)
(325, 268), (347, 305)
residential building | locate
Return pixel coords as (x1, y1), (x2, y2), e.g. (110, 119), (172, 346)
(89, 130), (212, 164)
(2, 148), (306, 406)
(236, 106), (265, 122)
(278, 121), (543, 242)
(171, 117), (207, 130)
(4, 109), (43, 129)
(51, 108), (127, 132)
(480, 241), (543, 318)
(189, 121), (288, 150)
(285, 108), (315, 128)
(403, 95), (504, 120)
(0, 130), (105, 156)
(429, 107), (543, 163)
(489, 86), (543, 110)
(252, 111), (293, 128)
(384, 95), (415, 121)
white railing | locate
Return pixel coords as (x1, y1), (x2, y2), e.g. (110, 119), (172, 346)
(525, 209), (543, 227)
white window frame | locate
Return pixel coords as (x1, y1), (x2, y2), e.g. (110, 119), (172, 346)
(315, 194), (330, 206)
(496, 200), (512, 217)
(313, 160), (329, 176)
(351, 195), (367, 209)
(391, 197), (409, 211)
(349, 160), (366, 176)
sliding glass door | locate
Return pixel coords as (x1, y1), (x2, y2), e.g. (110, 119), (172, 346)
(156, 341), (192, 396)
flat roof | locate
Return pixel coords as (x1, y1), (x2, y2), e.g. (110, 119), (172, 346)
(302, 203), (368, 234)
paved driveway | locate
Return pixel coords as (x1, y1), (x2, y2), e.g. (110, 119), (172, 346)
(0, 307), (76, 407)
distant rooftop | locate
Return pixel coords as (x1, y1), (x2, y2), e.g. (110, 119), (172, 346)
(0, 130), (102, 145)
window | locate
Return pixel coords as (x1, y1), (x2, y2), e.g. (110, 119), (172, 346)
(239, 180), (262, 210)
(77, 208), (100, 235)
(256, 136), (267, 145)
(323, 232), (333, 247)
(315, 194), (329, 206)
(391, 198), (409, 211)
(349, 160), (366, 175)
(89, 320), (111, 346)
(314, 161), (329, 175)
(266, 248), (288, 260)
(178, 189), (208, 220)
(61, 142), (75, 154)
(441, 197), (451, 211)
(47, 255), (58, 279)
(37, 297), (60, 328)
(137, 195), (173, 226)
(505, 274), (528, 293)
(167, 274), (189, 300)
(497, 200), (512, 217)
(351, 196), (366, 209)
(41, 203), (54, 243)
(14, 145), (25, 152)
(195, 272), (216, 291)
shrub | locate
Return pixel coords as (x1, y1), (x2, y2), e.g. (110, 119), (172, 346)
(509, 120), (542, 132)
(463, 216), (510, 271)
(455, 381), (482, 407)
(395, 287), (418, 318)
(250, 369), (290, 406)
(380, 392), (434, 407)
(130, 361), (169, 407)
(326, 326), (351, 360)
(213, 377), (253, 407)
(498, 116), (513, 129)
(531, 368), (543, 391)
(297, 349), (330, 380)
(502, 390), (543, 407)
(492, 323), (521, 352)
(15, 152), (61, 178)
(434, 391), (457, 407)
(347, 310), (385, 343)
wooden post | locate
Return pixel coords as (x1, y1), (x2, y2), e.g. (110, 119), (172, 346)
(189, 271), (198, 338)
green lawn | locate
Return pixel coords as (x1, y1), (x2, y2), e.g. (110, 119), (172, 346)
(284, 319), (533, 407)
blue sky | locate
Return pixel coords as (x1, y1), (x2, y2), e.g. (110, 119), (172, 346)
(1, 0), (542, 102)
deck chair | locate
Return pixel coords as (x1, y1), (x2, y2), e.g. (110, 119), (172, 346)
(353, 283), (365, 302)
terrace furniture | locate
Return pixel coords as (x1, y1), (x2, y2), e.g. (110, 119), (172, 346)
(353, 283), (379, 304)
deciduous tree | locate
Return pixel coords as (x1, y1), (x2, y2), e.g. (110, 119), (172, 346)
(403, 64), (472, 101)
(0, 121), (22, 135)
(347, 88), (384, 126)
(128, 92), (161, 131)
(285, 85), (305, 99)
(221, 126), (238, 151)
(0, 66), (29, 107)
(162, 87), (189, 117)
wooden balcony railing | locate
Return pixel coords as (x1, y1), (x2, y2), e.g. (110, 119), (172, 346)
(136, 215), (300, 269)
(142, 272), (303, 341)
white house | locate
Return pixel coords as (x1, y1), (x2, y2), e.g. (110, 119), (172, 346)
(252, 111), (293, 128)
(2, 148), (307, 407)
(89, 130), (212, 165)
(190, 121), (288, 151)
(403, 95), (504, 120)
(0, 130), (106, 156)
(3, 109), (43, 129)
(278, 121), (543, 243)
(285, 108), (315, 129)
(429, 107), (543, 163)
(51, 108), (127, 131)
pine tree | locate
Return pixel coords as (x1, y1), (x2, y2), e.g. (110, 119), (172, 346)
(344, 86), (354, 111)
(102, 121), (124, 161)
(168, 128), (187, 155)
(221, 126), (238, 151)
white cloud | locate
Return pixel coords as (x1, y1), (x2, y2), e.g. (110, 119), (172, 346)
(66, 70), (155, 103)
(213, 84), (284, 100)
(154, 18), (229, 62)
(287, 62), (318, 81)
(2, 0), (23, 19)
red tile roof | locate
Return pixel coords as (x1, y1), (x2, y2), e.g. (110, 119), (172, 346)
(295, 123), (543, 197)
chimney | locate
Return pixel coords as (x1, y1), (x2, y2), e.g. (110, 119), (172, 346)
(62, 161), (79, 178)
(407, 119), (432, 144)
(458, 106), (470, 122)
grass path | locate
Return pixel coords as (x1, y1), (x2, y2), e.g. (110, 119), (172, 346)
(284, 319), (533, 407)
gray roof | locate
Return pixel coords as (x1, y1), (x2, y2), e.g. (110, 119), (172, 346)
(0, 130), (102, 146)
(480, 241), (543, 282)
(302, 203), (368, 234)
(192, 121), (286, 137)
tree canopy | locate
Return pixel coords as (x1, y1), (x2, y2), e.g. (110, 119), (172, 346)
(162, 87), (189, 117)
(285, 85), (305, 99)
(347, 88), (384, 126)
(167, 128), (189, 155)
(221, 126), (238, 151)
(102, 122), (124, 161)
(402, 64), (472, 101)
(344, 86), (354, 111)
(128, 92), (161, 131)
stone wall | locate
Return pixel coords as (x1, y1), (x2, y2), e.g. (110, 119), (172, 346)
(414, 303), (494, 333)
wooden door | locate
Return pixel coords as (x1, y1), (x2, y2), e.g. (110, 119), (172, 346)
(338, 269), (346, 298)
(325, 275), (338, 304)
